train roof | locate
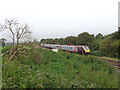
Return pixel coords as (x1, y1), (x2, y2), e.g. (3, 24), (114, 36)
(41, 44), (88, 47)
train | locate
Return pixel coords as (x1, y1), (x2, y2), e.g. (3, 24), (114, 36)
(41, 44), (90, 54)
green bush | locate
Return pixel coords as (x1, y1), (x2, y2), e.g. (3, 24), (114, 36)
(99, 39), (119, 58)
(90, 50), (106, 56)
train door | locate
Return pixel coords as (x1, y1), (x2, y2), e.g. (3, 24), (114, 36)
(77, 47), (84, 54)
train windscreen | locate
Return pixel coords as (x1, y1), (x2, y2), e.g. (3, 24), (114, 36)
(84, 46), (90, 50)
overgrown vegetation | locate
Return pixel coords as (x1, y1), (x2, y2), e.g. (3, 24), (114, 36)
(1, 46), (12, 53)
(2, 46), (118, 88)
(1, 19), (119, 88)
(40, 29), (120, 58)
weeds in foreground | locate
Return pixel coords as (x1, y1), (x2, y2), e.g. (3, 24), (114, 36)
(2, 47), (118, 88)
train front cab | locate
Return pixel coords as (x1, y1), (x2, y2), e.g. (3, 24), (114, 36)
(83, 46), (90, 55)
(77, 46), (90, 55)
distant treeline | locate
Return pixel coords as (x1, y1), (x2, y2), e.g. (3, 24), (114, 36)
(40, 28), (120, 58)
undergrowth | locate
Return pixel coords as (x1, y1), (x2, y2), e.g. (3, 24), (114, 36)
(2, 47), (118, 88)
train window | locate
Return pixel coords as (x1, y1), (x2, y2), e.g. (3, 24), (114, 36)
(84, 46), (89, 50)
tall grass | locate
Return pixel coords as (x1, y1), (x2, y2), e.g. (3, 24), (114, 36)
(1, 46), (12, 53)
(2, 47), (118, 88)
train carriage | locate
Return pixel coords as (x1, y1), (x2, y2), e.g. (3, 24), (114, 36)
(41, 44), (90, 54)
(61, 45), (77, 52)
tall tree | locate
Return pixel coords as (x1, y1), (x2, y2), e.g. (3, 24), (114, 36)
(64, 36), (77, 45)
(77, 32), (95, 46)
(96, 33), (103, 39)
(16, 24), (31, 45)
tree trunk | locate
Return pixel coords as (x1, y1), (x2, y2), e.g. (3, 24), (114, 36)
(13, 35), (15, 46)
(17, 38), (19, 45)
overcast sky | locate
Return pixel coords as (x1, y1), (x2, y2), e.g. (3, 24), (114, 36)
(0, 0), (119, 42)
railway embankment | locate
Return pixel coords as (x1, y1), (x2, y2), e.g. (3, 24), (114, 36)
(2, 46), (119, 88)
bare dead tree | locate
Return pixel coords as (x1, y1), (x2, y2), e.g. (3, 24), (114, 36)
(2, 19), (19, 46)
(0, 19), (32, 46)
(1, 18), (32, 60)
(16, 24), (32, 45)
(22, 33), (32, 43)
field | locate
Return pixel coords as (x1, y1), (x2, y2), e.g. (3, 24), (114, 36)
(2, 46), (119, 88)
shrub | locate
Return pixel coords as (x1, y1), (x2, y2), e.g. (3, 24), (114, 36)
(90, 50), (106, 56)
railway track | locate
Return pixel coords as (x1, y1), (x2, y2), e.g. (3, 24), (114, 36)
(97, 57), (120, 74)
(97, 57), (120, 68)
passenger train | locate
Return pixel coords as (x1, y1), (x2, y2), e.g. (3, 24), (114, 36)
(41, 44), (90, 54)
